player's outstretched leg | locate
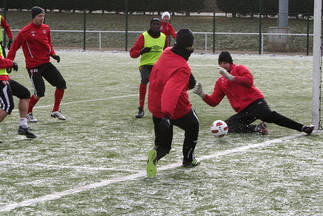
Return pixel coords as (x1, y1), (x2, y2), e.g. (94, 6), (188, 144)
(146, 149), (157, 178)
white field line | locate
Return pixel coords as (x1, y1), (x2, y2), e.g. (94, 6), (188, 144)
(0, 162), (140, 173)
(0, 133), (306, 213)
(11, 94), (139, 111)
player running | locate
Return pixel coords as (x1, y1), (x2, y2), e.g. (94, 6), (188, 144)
(146, 29), (199, 178)
(8, 6), (66, 123)
(130, 18), (167, 118)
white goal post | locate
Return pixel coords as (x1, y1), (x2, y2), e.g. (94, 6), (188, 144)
(312, 0), (322, 130)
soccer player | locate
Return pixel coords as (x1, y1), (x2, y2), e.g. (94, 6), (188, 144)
(0, 55), (36, 142)
(0, 16), (36, 139)
(146, 29), (199, 178)
(160, 11), (176, 46)
(193, 51), (314, 135)
(8, 6), (67, 123)
(130, 18), (167, 118)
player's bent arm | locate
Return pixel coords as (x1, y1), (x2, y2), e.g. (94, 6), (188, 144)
(130, 35), (144, 58)
(7, 34), (23, 61)
(203, 85), (225, 107)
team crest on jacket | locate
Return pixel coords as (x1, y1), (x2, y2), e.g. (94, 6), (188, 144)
(30, 31), (36, 36)
(43, 29), (47, 34)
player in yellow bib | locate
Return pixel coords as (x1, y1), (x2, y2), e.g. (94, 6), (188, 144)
(130, 18), (167, 118)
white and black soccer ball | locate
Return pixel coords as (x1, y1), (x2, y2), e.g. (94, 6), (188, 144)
(210, 120), (228, 138)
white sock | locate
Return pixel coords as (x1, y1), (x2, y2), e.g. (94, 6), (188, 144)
(20, 118), (28, 129)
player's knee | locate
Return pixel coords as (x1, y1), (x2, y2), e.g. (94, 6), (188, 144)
(56, 79), (66, 89)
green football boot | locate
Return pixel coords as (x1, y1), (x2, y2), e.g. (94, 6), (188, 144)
(146, 149), (157, 178)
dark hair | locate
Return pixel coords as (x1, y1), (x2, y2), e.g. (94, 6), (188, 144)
(175, 28), (194, 48)
(31, 6), (45, 19)
(150, 18), (161, 25)
(218, 51), (233, 64)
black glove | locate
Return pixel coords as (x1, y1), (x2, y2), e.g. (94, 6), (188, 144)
(188, 73), (196, 90)
(140, 47), (151, 55)
(159, 115), (171, 132)
(12, 62), (18, 71)
(51, 55), (60, 63)
(7, 39), (13, 50)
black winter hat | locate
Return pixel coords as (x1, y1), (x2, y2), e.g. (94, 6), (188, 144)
(218, 51), (233, 64)
(150, 18), (161, 25)
(31, 6), (45, 19)
(175, 28), (194, 48)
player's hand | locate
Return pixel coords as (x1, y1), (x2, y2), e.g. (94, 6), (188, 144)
(51, 55), (60, 63)
(12, 62), (18, 71)
(218, 66), (235, 81)
(7, 39), (13, 50)
(140, 47), (152, 55)
(193, 82), (205, 98)
(159, 115), (171, 132)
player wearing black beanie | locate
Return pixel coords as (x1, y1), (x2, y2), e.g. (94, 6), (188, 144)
(193, 51), (314, 136)
(31, 6), (45, 19)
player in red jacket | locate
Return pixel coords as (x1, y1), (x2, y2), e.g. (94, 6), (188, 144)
(193, 51), (314, 135)
(8, 6), (66, 123)
(160, 11), (176, 46)
(146, 29), (199, 178)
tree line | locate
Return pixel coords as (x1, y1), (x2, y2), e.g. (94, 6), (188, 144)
(1, 0), (315, 17)
(2, 0), (205, 14)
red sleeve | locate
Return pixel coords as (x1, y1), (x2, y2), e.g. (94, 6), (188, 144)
(1, 17), (13, 40)
(161, 67), (190, 117)
(48, 28), (56, 56)
(203, 80), (225, 107)
(130, 34), (144, 58)
(7, 31), (23, 61)
(164, 37), (168, 49)
(169, 24), (176, 39)
(234, 65), (253, 87)
(0, 55), (13, 69)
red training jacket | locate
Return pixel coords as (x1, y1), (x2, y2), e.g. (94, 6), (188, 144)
(148, 47), (192, 119)
(203, 63), (264, 113)
(160, 21), (176, 46)
(0, 16), (13, 40)
(8, 22), (56, 69)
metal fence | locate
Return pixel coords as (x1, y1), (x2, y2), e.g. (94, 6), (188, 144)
(8, 29), (314, 55)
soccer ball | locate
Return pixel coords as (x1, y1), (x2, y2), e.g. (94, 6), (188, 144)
(210, 120), (228, 138)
